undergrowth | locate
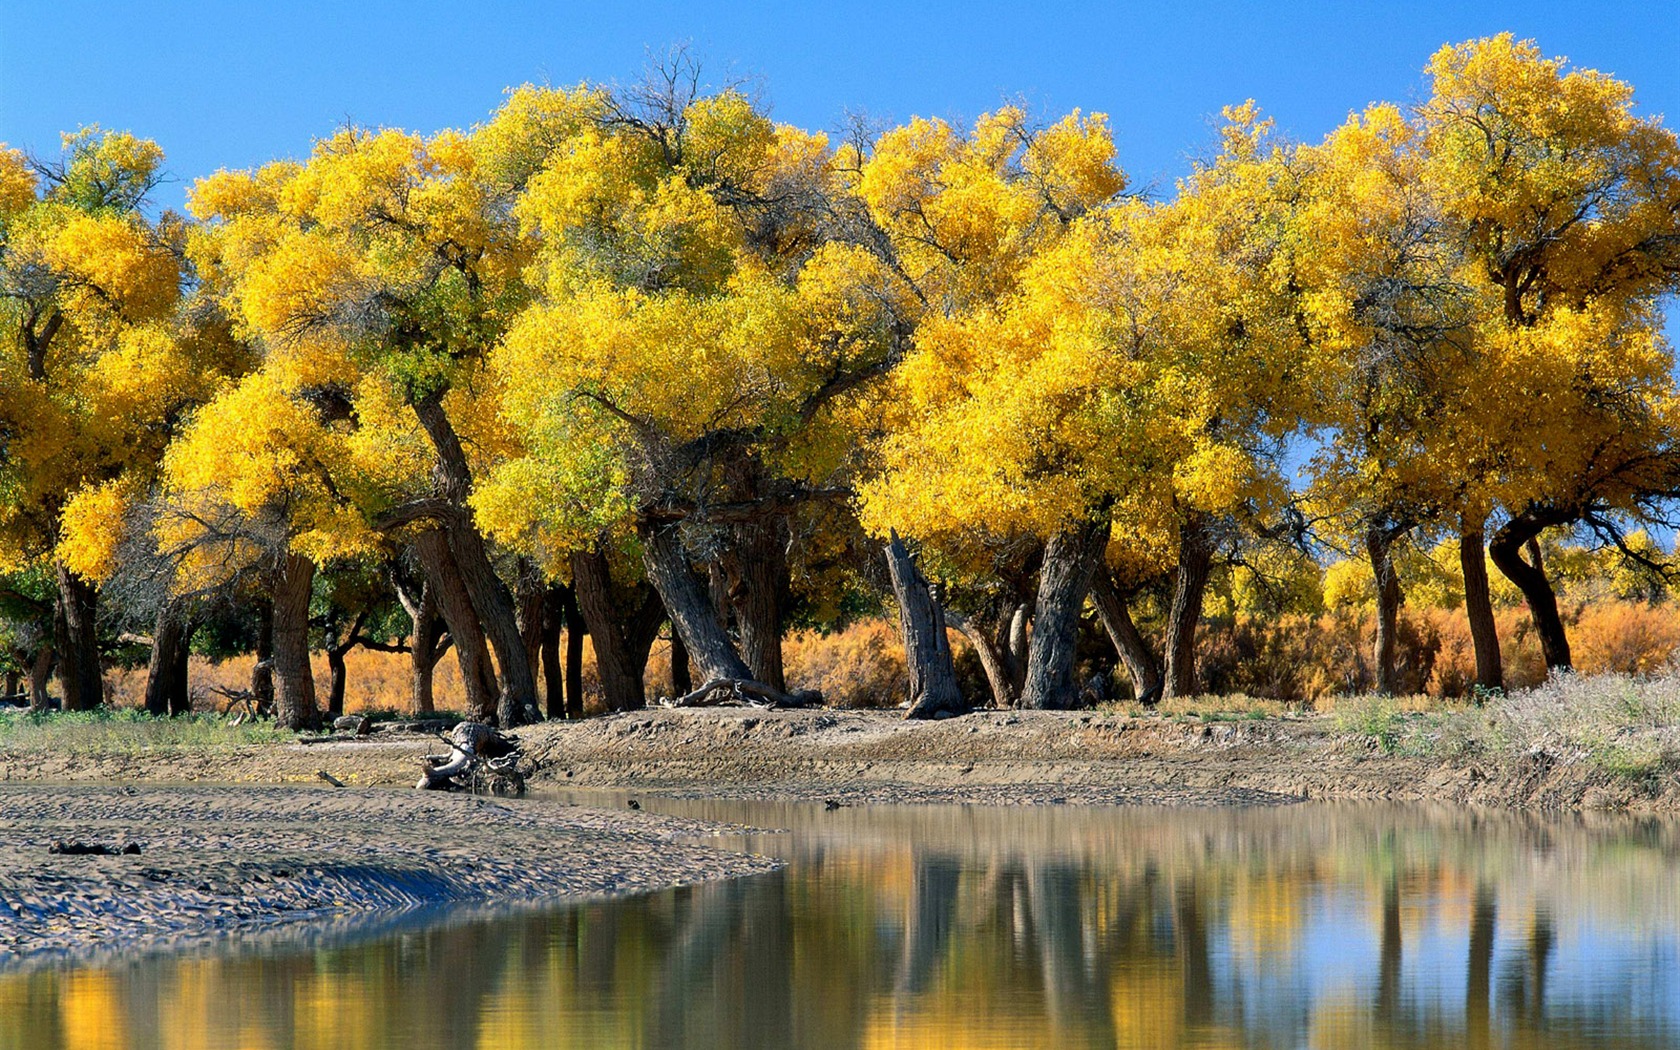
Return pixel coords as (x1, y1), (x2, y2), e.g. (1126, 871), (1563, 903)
(0, 708), (295, 754)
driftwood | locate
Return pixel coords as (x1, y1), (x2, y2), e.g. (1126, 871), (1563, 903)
(417, 721), (525, 796)
(657, 678), (821, 709)
(210, 685), (273, 726)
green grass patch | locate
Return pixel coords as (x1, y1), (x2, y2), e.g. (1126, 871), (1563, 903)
(0, 708), (295, 755)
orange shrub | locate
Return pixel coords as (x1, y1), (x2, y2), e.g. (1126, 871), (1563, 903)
(1571, 601), (1680, 676)
(783, 619), (907, 708)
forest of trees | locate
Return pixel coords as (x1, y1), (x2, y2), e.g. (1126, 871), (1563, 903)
(2, 35), (1679, 729)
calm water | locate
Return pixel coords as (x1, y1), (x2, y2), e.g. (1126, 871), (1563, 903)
(4, 795), (1680, 1049)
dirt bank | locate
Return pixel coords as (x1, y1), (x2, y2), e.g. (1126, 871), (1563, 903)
(5, 707), (1671, 813)
(0, 784), (775, 967)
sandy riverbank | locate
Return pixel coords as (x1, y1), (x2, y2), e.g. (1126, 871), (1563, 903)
(0, 784), (776, 968)
(5, 707), (1672, 812)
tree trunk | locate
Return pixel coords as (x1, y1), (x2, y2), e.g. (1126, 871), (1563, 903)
(1163, 513), (1215, 700)
(669, 630), (691, 697)
(143, 601), (193, 716)
(943, 610), (1015, 708)
(1489, 509), (1573, 672)
(1021, 517), (1110, 710)
(28, 644), (53, 712)
(561, 585), (585, 719)
(541, 586), (565, 720)
(1366, 525), (1403, 695)
(3, 669), (16, 699)
(884, 531), (964, 718)
(402, 578), (446, 716)
(1006, 604), (1029, 697)
(251, 599), (274, 712)
(1089, 567), (1162, 703)
(326, 647), (348, 717)
(415, 528), (499, 721)
(570, 549), (646, 713)
(53, 562), (102, 711)
(516, 559), (545, 704)
(271, 552), (319, 731)
(1459, 521), (1503, 694)
(729, 520), (787, 693)
(639, 521), (756, 684)
(412, 394), (539, 727)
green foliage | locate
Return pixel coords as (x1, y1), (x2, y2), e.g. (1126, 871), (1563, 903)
(0, 708), (295, 753)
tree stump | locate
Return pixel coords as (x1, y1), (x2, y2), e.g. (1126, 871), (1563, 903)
(418, 721), (525, 796)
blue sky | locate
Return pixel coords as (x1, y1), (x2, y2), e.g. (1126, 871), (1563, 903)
(4, 1), (1676, 214)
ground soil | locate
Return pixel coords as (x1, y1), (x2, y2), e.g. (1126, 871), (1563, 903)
(5, 707), (1670, 812)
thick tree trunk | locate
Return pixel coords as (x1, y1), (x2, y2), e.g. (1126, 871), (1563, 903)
(28, 644), (53, 711)
(402, 579), (447, 716)
(1089, 567), (1162, 703)
(639, 521), (755, 684)
(1460, 521), (1503, 694)
(1489, 510), (1573, 672)
(1163, 513), (1215, 700)
(143, 601), (193, 716)
(1366, 525), (1404, 695)
(669, 630), (692, 698)
(271, 553), (319, 731)
(251, 600), (274, 712)
(412, 394), (539, 727)
(729, 520), (787, 693)
(53, 563), (102, 712)
(415, 528), (499, 721)
(1021, 518), (1110, 710)
(516, 560), (545, 703)
(571, 549), (646, 713)
(885, 531), (964, 718)
(1006, 604), (1030, 697)
(326, 648), (348, 717)
(561, 585), (585, 719)
(541, 586), (565, 720)
(943, 610), (1016, 708)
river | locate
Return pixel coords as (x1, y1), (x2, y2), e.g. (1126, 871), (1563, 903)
(4, 795), (1679, 1048)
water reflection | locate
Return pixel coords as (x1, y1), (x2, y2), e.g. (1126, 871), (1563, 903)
(4, 800), (1679, 1048)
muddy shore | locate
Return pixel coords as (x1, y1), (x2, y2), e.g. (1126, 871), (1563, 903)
(0, 784), (776, 968)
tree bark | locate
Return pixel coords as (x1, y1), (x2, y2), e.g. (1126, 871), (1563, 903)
(515, 559), (545, 705)
(326, 647), (348, 717)
(1006, 604), (1030, 697)
(561, 585), (585, 719)
(271, 552), (319, 731)
(884, 531), (964, 718)
(1489, 509), (1573, 672)
(729, 520), (788, 693)
(399, 577), (448, 716)
(571, 549), (646, 713)
(53, 562), (102, 711)
(143, 600), (193, 716)
(540, 586), (565, 720)
(1460, 521), (1503, 694)
(639, 521), (756, 684)
(414, 528), (499, 721)
(28, 643), (53, 711)
(1021, 517), (1110, 710)
(251, 599), (274, 713)
(943, 609), (1015, 708)
(1163, 513), (1215, 700)
(669, 629), (692, 698)
(411, 393), (539, 726)
(1366, 525), (1404, 695)
(1089, 567), (1162, 703)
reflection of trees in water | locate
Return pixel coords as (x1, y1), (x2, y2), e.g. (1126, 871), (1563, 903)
(9, 804), (1680, 1049)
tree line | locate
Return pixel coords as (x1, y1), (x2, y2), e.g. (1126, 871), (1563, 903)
(2, 36), (1678, 728)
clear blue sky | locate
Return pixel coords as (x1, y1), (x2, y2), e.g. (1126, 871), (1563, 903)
(4, 1), (1676, 214)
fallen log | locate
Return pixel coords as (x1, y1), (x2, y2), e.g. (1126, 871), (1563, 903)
(417, 721), (525, 796)
(657, 678), (821, 709)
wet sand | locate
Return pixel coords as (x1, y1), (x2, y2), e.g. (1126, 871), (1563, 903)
(0, 784), (776, 968)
